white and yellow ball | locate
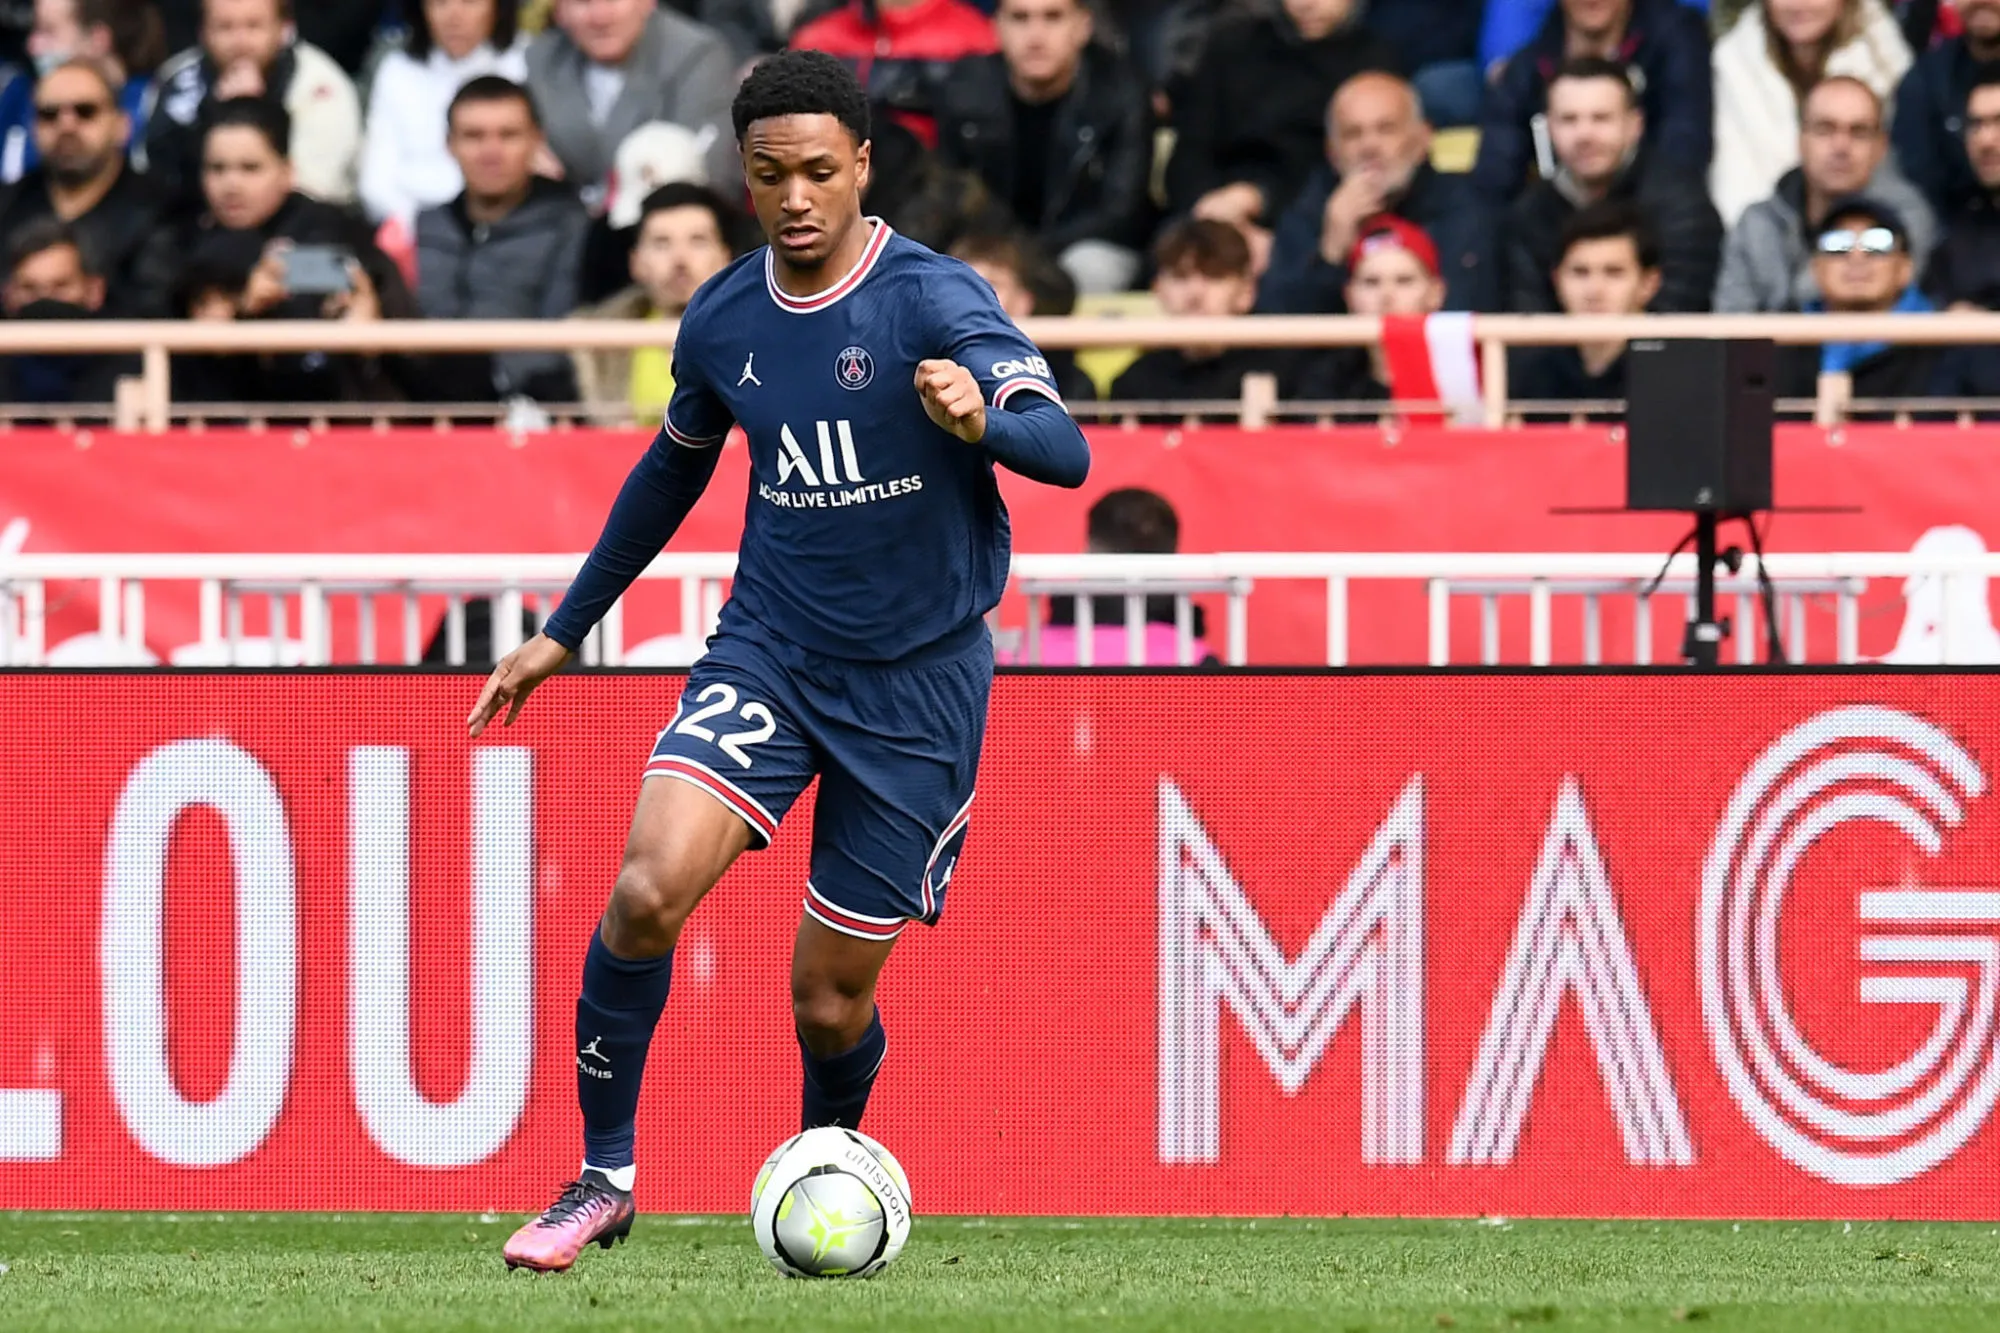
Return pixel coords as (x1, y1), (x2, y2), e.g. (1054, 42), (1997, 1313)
(750, 1126), (912, 1278)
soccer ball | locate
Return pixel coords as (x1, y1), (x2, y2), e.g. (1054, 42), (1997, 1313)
(750, 1126), (912, 1278)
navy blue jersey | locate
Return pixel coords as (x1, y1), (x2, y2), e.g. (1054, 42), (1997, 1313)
(664, 222), (1076, 660)
(542, 220), (1089, 663)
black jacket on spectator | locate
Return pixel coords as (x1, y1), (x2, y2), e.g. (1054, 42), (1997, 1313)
(1257, 161), (1501, 313)
(863, 119), (1016, 256)
(1293, 347), (1391, 403)
(1508, 345), (1629, 422)
(1364, 0), (1482, 74)
(1472, 0), (1714, 201)
(1892, 36), (1989, 220)
(1109, 347), (1295, 420)
(1926, 190), (2000, 308)
(0, 300), (138, 406)
(0, 167), (179, 316)
(415, 178), (590, 402)
(1506, 151), (1722, 312)
(935, 44), (1154, 253)
(1165, 12), (1399, 222)
(1048, 349), (1097, 404)
(172, 193), (421, 405)
(1776, 339), (1949, 418)
(138, 47), (312, 207)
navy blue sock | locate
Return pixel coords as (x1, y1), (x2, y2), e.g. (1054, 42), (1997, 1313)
(799, 1007), (887, 1131)
(576, 930), (674, 1173)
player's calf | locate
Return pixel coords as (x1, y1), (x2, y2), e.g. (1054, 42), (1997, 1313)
(793, 915), (896, 1129)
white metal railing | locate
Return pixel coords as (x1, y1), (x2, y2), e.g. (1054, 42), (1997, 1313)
(4, 312), (1999, 431)
(2, 550), (1992, 668)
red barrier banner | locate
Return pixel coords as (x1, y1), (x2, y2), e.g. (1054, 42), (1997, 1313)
(6, 424), (2000, 663)
(5, 671), (2000, 1218)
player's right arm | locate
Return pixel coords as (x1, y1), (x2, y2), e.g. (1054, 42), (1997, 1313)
(468, 313), (735, 737)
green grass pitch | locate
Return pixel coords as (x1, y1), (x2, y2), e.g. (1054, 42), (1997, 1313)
(2, 1212), (1998, 1331)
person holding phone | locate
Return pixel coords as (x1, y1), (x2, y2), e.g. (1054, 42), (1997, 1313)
(174, 95), (422, 403)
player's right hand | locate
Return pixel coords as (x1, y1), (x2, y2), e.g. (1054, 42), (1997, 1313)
(467, 633), (573, 738)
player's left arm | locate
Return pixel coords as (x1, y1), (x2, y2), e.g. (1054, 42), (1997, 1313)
(917, 265), (1091, 489)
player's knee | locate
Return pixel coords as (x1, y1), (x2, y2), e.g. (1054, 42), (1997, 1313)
(791, 979), (872, 1052)
(605, 855), (704, 953)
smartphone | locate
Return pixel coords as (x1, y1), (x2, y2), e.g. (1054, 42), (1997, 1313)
(283, 245), (355, 296)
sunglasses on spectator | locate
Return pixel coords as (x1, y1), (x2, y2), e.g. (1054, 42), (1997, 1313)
(34, 101), (106, 124)
(1816, 227), (1899, 256)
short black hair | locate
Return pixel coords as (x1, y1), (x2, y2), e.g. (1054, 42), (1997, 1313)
(1554, 198), (1660, 270)
(6, 217), (93, 278)
(203, 96), (290, 158)
(409, 0), (518, 61)
(637, 182), (745, 254)
(1548, 55), (1640, 110)
(1968, 65), (2000, 114)
(448, 75), (539, 131)
(731, 49), (869, 146)
(1088, 488), (1181, 555)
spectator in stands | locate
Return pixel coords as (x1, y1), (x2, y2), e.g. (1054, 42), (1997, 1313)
(1165, 0), (1399, 231)
(1716, 75), (1934, 311)
(1258, 70), (1500, 315)
(527, 0), (736, 207)
(1510, 199), (1659, 409)
(570, 181), (738, 421)
(154, 0), (387, 76)
(1893, 0), (2000, 217)
(949, 229), (1098, 402)
(174, 97), (420, 404)
(1020, 486), (1216, 667)
(1365, 0), (1488, 127)
(0, 58), (176, 315)
(1778, 196), (1945, 400)
(0, 216), (135, 403)
(359, 0), (528, 233)
(1110, 218), (1293, 410)
(1710, 1), (1910, 227)
(140, 0), (361, 207)
(933, 0), (1152, 294)
(1473, 0), (1713, 201)
(416, 76), (589, 405)
(1506, 57), (1721, 311)
(0, 0), (163, 183)
(861, 115), (1015, 254)
(791, 0), (997, 149)
(1293, 215), (1447, 403)
(1929, 68), (2000, 309)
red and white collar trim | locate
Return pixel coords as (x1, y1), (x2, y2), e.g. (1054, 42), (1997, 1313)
(764, 218), (893, 315)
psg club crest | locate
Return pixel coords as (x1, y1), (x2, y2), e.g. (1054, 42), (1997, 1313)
(835, 345), (874, 391)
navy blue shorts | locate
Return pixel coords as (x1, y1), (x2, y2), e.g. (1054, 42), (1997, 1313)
(643, 627), (992, 940)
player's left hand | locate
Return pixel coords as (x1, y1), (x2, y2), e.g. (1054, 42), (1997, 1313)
(915, 359), (986, 443)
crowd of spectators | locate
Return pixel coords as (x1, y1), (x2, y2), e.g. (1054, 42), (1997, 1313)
(1, 0), (1999, 413)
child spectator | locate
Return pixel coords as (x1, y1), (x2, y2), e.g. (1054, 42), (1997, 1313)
(949, 228), (1097, 403)
(1295, 214), (1447, 403)
(1509, 198), (1661, 410)
(1110, 217), (1293, 410)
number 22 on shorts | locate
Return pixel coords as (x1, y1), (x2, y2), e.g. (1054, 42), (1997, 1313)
(670, 683), (776, 768)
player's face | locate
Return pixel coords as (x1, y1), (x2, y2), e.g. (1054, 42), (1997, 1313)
(742, 114), (871, 271)
(631, 203), (730, 313)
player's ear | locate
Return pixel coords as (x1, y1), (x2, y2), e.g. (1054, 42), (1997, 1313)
(854, 138), (872, 196)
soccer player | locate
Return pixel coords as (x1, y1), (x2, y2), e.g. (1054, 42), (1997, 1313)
(467, 49), (1090, 1272)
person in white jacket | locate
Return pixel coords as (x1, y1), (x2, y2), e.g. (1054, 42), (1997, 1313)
(1710, 0), (1910, 227)
(359, 0), (530, 231)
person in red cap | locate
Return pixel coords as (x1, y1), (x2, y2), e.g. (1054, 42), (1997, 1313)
(1296, 213), (1445, 403)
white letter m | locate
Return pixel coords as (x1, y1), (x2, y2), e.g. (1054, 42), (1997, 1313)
(1158, 776), (1424, 1165)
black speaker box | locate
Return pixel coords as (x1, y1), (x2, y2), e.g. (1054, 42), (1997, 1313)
(1625, 338), (1774, 513)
